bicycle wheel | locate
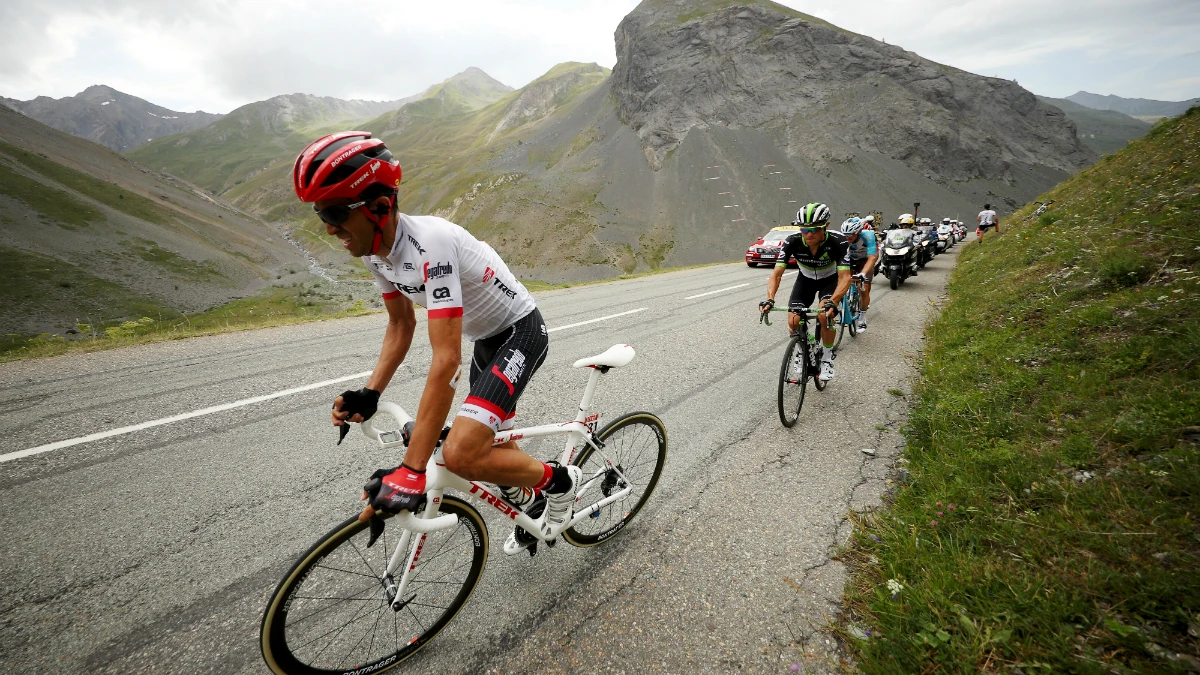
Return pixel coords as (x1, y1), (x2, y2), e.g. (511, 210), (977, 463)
(776, 335), (807, 427)
(563, 412), (668, 546)
(832, 298), (848, 350)
(848, 291), (860, 338)
(261, 497), (488, 675)
(809, 327), (828, 392)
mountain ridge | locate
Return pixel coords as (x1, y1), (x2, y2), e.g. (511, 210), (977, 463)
(1066, 91), (1200, 119)
(1, 85), (224, 152)
(1037, 96), (1151, 155)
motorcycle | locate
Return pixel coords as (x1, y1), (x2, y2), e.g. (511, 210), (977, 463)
(882, 228), (917, 290)
(936, 224), (953, 251)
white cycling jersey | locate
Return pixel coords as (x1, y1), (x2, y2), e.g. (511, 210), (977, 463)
(365, 214), (535, 341)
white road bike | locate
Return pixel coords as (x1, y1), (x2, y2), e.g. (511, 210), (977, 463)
(260, 344), (668, 675)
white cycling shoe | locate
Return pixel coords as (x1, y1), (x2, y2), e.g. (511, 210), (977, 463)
(537, 465), (583, 538)
(819, 360), (836, 382)
(857, 319), (868, 333)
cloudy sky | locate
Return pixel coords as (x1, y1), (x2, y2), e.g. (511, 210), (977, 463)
(1, 0), (1197, 113)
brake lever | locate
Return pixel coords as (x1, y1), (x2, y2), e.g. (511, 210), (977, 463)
(337, 423), (351, 445)
(367, 514), (386, 547)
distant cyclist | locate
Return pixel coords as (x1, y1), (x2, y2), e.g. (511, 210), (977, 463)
(840, 217), (876, 332)
(293, 131), (578, 556)
(758, 203), (853, 382)
(977, 203), (1000, 241)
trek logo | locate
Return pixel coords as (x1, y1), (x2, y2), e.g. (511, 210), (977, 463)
(491, 350), (526, 395)
(423, 261), (453, 282)
(491, 277), (518, 299)
(406, 235), (425, 254)
(348, 160), (381, 190)
(482, 267), (495, 284)
(468, 483), (518, 519)
(394, 282), (424, 294)
(432, 287), (451, 300)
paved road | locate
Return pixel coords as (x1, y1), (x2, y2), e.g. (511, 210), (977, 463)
(0, 242), (961, 674)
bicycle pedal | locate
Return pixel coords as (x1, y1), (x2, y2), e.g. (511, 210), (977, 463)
(527, 542), (538, 557)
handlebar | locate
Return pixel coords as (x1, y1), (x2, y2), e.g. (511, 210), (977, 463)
(361, 402), (413, 444)
(760, 305), (825, 326)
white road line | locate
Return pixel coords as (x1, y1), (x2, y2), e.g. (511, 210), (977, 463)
(685, 283), (750, 300)
(4, 306), (652, 463)
(0, 371), (374, 464)
(547, 307), (648, 333)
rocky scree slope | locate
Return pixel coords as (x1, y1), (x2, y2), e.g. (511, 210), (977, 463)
(613, 0), (1094, 184)
(0, 105), (306, 336)
(1, 85), (223, 153)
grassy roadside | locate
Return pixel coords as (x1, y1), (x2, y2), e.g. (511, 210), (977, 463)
(841, 108), (1200, 672)
(1, 259), (744, 362)
(1, 283), (376, 363)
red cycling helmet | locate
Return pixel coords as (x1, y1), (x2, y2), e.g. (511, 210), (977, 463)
(293, 131), (402, 203)
(293, 132), (402, 254)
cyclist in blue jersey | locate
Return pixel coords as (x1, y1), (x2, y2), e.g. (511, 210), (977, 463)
(840, 217), (877, 332)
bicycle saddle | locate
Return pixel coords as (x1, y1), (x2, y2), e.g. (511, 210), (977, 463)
(572, 344), (636, 369)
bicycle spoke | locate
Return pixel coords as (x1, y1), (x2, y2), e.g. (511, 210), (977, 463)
(315, 563), (381, 581)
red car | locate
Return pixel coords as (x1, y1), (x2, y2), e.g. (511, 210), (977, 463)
(746, 226), (800, 267)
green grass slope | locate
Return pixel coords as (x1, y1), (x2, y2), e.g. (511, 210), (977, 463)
(843, 109), (1200, 672)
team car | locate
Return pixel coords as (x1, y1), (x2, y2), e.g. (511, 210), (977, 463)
(746, 225), (801, 267)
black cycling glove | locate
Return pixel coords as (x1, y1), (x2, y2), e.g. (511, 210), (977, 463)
(337, 387), (380, 421)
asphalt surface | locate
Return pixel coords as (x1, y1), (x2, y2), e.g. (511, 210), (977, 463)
(0, 240), (962, 674)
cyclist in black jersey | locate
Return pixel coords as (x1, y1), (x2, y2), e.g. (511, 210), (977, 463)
(759, 203), (853, 382)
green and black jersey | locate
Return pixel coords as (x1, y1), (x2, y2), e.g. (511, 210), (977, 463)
(777, 230), (853, 280)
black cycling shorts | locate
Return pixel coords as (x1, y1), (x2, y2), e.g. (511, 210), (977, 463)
(458, 308), (548, 432)
(788, 275), (838, 311)
(979, 223), (994, 232)
(850, 257), (872, 283)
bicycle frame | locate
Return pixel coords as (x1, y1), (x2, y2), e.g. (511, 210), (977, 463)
(360, 367), (636, 611)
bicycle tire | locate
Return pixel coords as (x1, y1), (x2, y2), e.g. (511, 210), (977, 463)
(260, 497), (488, 675)
(832, 298), (848, 350)
(776, 335), (807, 427)
(564, 412), (668, 546)
(847, 287), (860, 338)
(810, 328), (828, 392)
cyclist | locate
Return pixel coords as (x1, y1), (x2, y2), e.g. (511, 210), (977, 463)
(759, 203), (853, 382)
(840, 217), (875, 332)
(293, 131), (579, 555)
(977, 203), (1000, 241)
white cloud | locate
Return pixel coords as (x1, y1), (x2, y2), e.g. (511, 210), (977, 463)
(0, 0), (1195, 113)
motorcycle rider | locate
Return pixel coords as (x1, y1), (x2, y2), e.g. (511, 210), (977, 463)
(893, 214), (918, 277)
(840, 217), (876, 332)
(759, 203), (853, 382)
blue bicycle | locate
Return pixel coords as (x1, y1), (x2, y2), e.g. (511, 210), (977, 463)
(833, 274), (866, 350)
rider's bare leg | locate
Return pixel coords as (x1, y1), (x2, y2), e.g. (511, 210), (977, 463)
(442, 417), (544, 486)
(860, 280), (871, 312)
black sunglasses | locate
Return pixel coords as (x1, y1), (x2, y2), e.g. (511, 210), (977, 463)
(313, 200), (367, 227)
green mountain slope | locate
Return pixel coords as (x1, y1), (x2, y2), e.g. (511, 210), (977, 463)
(0, 105), (306, 337)
(126, 68), (511, 200)
(1040, 96), (1151, 155)
(844, 107), (1200, 672)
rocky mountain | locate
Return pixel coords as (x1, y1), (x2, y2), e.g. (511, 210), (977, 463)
(0, 85), (223, 152)
(1038, 97), (1150, 155)
(1065, 91), (1200, 121)
(0, 105), (307, 336)
(127, 1), (1098, 284)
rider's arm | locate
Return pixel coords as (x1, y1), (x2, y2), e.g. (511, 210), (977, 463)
(334, 294), (416, 426)
(830, 267), (852, 305)
(862, 232), (878, 274)
(766, 262), (786, 302)
(401, 316), (463, 471)
(365, 294), (418, 392)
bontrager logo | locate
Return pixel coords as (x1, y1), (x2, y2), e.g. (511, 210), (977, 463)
(423, 261), (453, 282)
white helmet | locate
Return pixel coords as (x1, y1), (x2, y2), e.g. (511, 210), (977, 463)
(840, 217), (863, 236)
